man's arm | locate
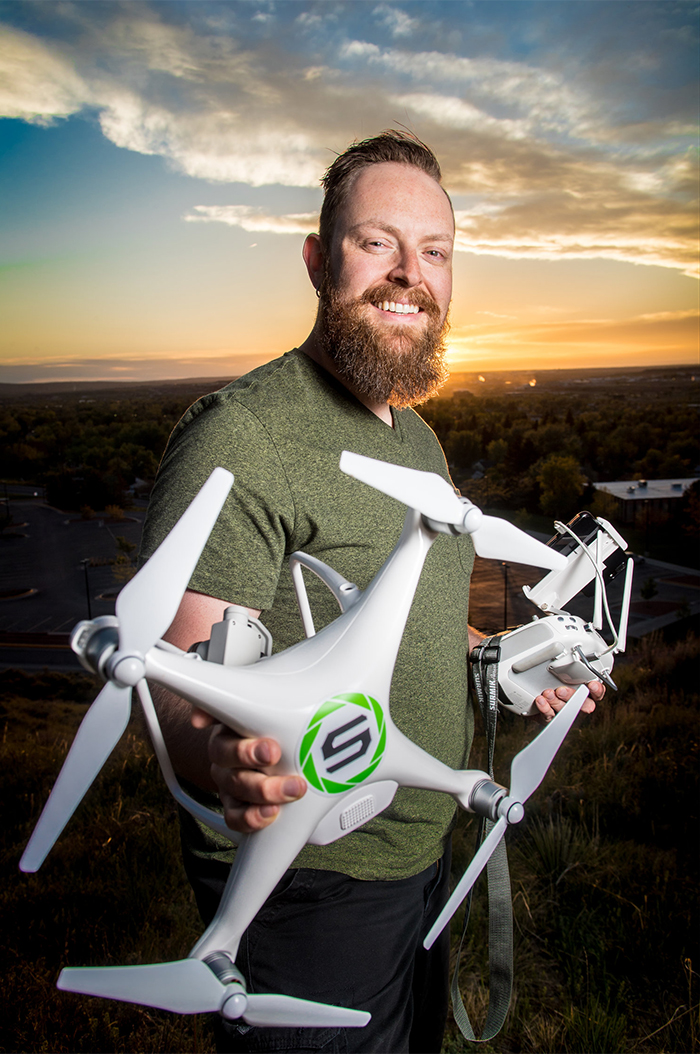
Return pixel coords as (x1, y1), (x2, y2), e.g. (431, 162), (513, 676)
(151, 588), (306, 831)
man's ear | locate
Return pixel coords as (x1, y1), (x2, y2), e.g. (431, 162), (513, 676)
(302, 233), (325, 293)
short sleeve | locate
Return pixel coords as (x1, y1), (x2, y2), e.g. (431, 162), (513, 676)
(139, 394), (296, 610)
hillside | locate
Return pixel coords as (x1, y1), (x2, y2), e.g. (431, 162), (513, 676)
(1, 631), (698, 1053)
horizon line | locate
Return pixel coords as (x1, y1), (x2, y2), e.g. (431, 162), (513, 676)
(1, 360), (696, 389)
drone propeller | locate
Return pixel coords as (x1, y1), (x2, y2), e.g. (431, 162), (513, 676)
(20, 682), (131, 873)
(339, 452), (565, 571)
(113, 467), (232, 656)
(423, 683), (590, 949)
(19, 468), (234, 874)
(58, 959), (370, 1027)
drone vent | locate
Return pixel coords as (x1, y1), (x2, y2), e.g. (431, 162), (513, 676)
(340, 795), (375, 830)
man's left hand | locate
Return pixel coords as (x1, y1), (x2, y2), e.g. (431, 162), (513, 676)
(533, 680), (605, 722)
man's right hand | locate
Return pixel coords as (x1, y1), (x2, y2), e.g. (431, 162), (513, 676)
(192, 708), (307, 833)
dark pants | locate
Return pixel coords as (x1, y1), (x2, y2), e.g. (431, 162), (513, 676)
(185, 845), (452, 1054)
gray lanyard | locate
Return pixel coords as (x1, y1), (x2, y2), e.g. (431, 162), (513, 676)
(451, 637), (513, 1042)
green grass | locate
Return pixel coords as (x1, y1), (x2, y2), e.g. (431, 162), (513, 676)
(1, 637), (698, 1053)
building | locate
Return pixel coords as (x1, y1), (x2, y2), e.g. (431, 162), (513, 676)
(593, 478), (699, 526)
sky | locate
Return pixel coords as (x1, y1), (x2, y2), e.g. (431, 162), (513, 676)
(0, 0), (698, 384)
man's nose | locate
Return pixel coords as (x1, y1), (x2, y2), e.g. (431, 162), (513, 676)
(387, 247), (422, 287)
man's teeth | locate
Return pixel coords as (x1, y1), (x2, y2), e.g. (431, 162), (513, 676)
(379, 300), (419, 315)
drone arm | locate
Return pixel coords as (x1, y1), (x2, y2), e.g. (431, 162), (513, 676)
(191, 793), (331, 962)
(379, 723), (492, 810)
(135, 680), (240, 844)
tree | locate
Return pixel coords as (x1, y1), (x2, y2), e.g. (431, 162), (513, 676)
(444, 429), (481, 473)
(589, 488), (619, 522)
(536, 454), (586, 519)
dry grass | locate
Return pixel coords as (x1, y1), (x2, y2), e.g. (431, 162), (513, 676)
(445, 631), (700, 1053)
(0, 671), (215, 1053)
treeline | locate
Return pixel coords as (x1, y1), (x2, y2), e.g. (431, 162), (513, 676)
(1, 381), (698, 524)
(0, 396), (189, 509)
(421, 388), (699, 523)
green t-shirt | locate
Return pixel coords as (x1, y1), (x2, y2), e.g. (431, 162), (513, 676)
(140, 349), (475, 880)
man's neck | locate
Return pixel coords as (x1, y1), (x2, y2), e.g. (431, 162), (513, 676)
(298, 331), (394, 427)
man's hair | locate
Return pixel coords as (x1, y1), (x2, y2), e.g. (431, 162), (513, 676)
(319, 130), (445, 248)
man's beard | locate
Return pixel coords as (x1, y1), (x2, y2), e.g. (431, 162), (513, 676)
(317, 273), (450, 409)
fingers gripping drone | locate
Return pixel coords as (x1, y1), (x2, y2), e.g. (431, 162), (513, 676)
(20, 453), (630, 1028)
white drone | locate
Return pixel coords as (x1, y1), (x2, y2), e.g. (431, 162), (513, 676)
(20, 452), (633, 1030)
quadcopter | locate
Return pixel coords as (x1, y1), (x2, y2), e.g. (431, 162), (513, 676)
(20, 452), (633, 1029)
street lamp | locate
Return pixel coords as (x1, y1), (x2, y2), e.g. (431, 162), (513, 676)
(81, 558), (92, 620)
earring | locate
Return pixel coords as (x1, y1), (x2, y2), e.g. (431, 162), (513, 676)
(316, 287), (321, 299)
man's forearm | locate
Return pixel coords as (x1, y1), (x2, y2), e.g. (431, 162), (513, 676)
(468, 624), (486, 656)
(149, 682), (218, 792)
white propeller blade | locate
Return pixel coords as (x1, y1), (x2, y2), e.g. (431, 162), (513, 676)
(20, 682), (131, 873)
(58, 960), (371, 1027)
(423, 684), (590, 949)
(117, 467), (233, 656)
(339, 452), (564, 571)
(340, 451), (467, 524)
(58, 960), (224, 1015)
(20, 468), (234, 874)
(244, 994), (370, 1028)
(473, 515), (565, 570)
(509, 683), (589, 804)
(424, 817), (507, 950)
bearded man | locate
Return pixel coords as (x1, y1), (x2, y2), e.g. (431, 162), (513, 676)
(140, 130), (601, 1054)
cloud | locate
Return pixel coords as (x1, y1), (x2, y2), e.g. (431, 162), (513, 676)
(0, 24), (90, 123)
(96, 91), (323, 186)
(184, 205), (318, 234)
(372, 5), (420, 39)
(0, 351), (271, 384)
(451, 309), (700, 352)
(0, 9), (696, 275)
(452, 169), (700, 277)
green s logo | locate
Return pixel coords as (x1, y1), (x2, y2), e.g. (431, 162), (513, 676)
(298, 693), (386, 794)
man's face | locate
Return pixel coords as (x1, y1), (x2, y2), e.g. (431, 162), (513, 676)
(318, 162), (454, 408)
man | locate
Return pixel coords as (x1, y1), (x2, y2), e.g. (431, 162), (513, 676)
(140, 131), (602, 1053)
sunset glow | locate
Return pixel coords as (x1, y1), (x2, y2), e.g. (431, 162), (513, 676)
(0, 1), (697, 384)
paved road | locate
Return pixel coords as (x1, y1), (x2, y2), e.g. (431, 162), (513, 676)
(0, 498), (145, 634)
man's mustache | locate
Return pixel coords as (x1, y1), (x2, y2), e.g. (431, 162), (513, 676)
(357, 284), (442, 321)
